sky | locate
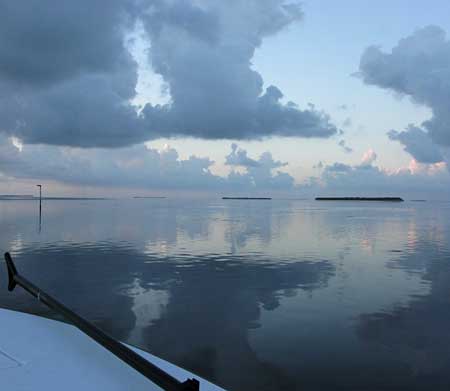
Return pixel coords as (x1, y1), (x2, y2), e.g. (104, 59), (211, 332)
(0, 0), (450, 199)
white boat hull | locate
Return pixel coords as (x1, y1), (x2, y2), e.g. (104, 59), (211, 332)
(0, 309), (224, 390)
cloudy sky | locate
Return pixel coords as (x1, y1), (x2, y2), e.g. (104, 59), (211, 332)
(1, 0), (450, 198)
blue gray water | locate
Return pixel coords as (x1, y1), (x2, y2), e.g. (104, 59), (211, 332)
(1, 198), (450, 390)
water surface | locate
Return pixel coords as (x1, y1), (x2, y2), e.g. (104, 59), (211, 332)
(1, 199), (449, 390)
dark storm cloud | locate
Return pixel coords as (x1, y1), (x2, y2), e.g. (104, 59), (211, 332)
(388, 126), (444, 164)
(0, 0), (137, 87)
(358, 25), (450, 148)
(0, 0), (337, 148)
(0, 0), (143, 147)
(0, 75), (144, 148)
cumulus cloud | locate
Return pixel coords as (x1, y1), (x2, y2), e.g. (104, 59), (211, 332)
(388, 126), (444, 164)
(0, 137), (294, 191)
(444, 149), (450, 167)
(358, 25), (450, 150)
(342, 118), (352, 128)
(308, 149), (450, 199)
(313, 161), (324, 169)
(338, 139), (353, 153)
(0, 0), (142, 147)
(0, 134), (220, 189)
(1, 135), (448, 197)
(325, 162), (352, 173)
(360, 148), (377, 167)
(0, 1), (137, 87)
(1, 75), (145, 148)
(139, 1), (337, 140)
(225, 144), (293, 189)
(225, 143), (260, 167)
(0, 0), (337, 148)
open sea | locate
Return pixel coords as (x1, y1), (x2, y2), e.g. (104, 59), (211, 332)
(1, 198), (450, 390)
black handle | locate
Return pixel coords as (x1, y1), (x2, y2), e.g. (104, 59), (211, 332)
(4, 252), (199, 391)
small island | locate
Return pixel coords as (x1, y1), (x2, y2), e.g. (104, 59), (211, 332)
(222, 197), (272, 200)
(133, 196), (166, 199)
(315, 197), (404, 202)
(0, 195), (108, 201)
(0, 194), (35, 200)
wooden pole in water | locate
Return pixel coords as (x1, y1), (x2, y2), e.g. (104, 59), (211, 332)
(36, 184), (42, 233)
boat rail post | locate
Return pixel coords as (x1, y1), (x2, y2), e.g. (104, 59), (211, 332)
(4, 252), (200, 391)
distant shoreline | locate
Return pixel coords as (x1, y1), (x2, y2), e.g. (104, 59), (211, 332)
(0, 196), (108, 201)
(133, 196), (166, 199)
(315, 197), (404, 202)
(222, 197), (272, 200)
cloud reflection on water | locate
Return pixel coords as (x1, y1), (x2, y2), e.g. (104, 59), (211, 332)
(0, 199), (449, 390)
(356, 206), (450, 390)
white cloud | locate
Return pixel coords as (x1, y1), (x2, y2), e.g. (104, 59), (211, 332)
(338, 139), (353, 154)
(360, 148), (377, 167)
(0, 137), (295, 192)
(308, 150), (450, 199)
(358, 25), (450, 161)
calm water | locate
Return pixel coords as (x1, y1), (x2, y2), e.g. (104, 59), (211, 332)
(1, 199), (450, 390)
